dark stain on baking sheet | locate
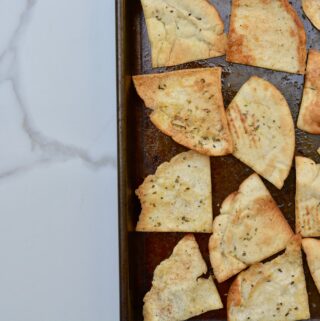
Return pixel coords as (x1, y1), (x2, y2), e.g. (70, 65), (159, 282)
(118, 0), (320, 320)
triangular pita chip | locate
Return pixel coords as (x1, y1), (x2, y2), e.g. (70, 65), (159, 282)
(227, 235), (310, 321)
(133, 68), (233, 156)
(143, 234), (223, 321)
(209, 174), (293, 283)
(136, 150), (213, 232)
(226, 76), (295, 189)
(297, 50), (320, 134)
(226, 0), (307, 74)
(295, 156), (320, 237)
(140, 0), (226, 67)
(302, 0), (320, 30)
(302, 238), (320, 293)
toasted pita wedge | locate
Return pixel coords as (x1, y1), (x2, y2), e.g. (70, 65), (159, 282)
(143, 234), (223, 321)
(318, 147), (320, 155)
(302, 0), (320, 30)
(228, 235), (310, 321)
(295, 156), (320, 237)
(302, 238), (320, 293)
(136, 150), (212, 232)
(297, 50), (320, 134)
(209, 174), (293, 283)
(133, 68), (233, 156)
(227, 0), (307, 74)
(140, 0), (226, 67)
(226, 76), (295, 189)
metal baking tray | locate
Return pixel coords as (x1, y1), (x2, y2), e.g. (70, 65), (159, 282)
(117, 1), (320, 320)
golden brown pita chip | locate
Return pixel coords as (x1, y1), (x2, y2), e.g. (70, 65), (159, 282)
(302, 0), (320, 30)
(227, 0), (307, 74)
(136, 150), (213, 232)
(297, 50), (320, 134)
(227, 236), (310, 321)
(226, 76), (295, 189)
(143, 234), (223, 321)
(295, 156), (320, 237)
(133, 68), (233, 156)
(140, 0), (226, 67)
(209, 174), (293, 283)
(302, 238), (320, 293)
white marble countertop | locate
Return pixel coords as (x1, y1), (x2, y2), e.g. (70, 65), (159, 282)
(0, 1), (118, 320)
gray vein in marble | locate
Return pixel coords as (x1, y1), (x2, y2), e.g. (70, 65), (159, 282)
(0, 159), (50, 180)
(0, 0), (116, 177)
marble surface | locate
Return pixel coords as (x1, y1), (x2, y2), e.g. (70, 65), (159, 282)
(0, 1), (118, 320)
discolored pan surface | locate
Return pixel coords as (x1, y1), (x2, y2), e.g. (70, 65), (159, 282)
(118, 1), (320, 320)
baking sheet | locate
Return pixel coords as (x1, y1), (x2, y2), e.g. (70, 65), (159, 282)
(117, 1), (320, 320)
